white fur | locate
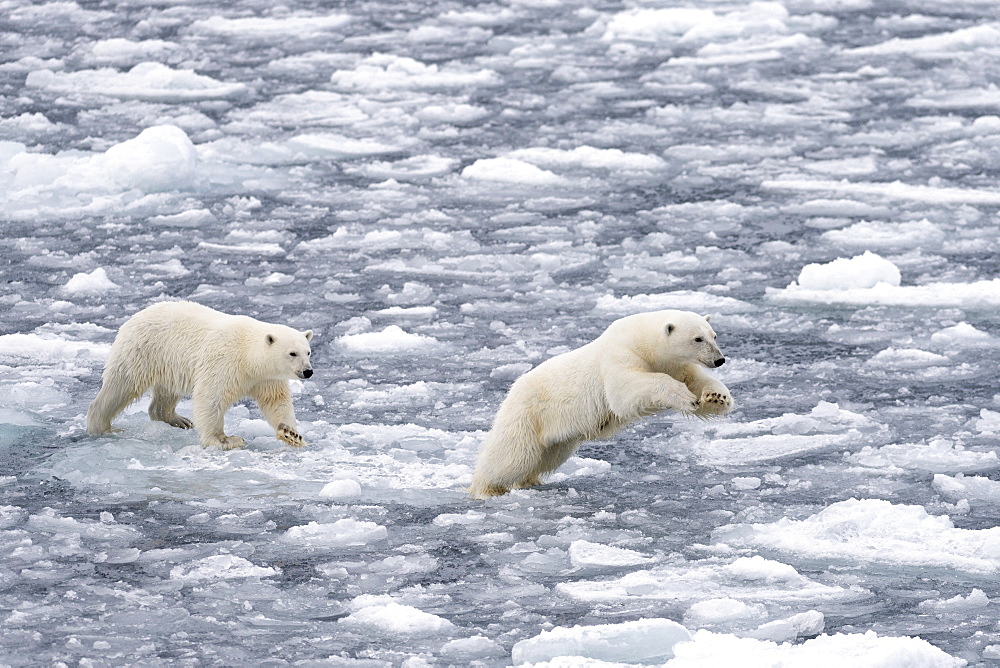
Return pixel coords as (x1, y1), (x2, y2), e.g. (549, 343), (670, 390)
(469, 310), (733, 499)
(86, 301), (314, 449)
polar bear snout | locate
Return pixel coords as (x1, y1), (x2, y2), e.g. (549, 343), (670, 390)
(298, 368), (313, 379)
(713, 357), (726, 367)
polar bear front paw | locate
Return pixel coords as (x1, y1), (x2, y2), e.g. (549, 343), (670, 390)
(697, 390), (733, 416)
(276, 423), (306, 448)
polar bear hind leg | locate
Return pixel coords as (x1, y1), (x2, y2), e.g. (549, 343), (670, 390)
(469, 406), (550, 498)
(148, 385), (193, 429)
(86, 364), (146, 436)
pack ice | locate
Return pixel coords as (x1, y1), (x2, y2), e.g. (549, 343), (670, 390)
(1, 0), (999, 665)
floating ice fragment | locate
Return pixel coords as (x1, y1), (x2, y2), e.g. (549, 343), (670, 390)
(866, 347), (950, 369)
(283, 519), (387, 547)
(148, 209), (217, 227)
(63, 267), (117, 295)
(432, 510), (486, 527)
(188, 14), (351, 38)
(508, 146), (668, 172)
(338, 601), (454, 635)
(917, 589), (989, 613)
(847, 439), (998, 474)
(26, 62), (248, 101)
(318, 479), (362, 500)
(732, 477), (761, 490)
(721, 556), (802, 582)
(440, 635), (504, 660)
(930, 323), (993, 348)
(714, 498), (1000, 575)
(331, 53), (501, 91)
(100, 125), (198, 191)
(83, 38), (180, 66)
(416, 103), (489, 126)
(512, 618), (691, 665)
(3, 125), (198, 219)
(594, 290), (754, 315)
(602, 8), (717, 43)
(934, 473), (1000, 505)
(169, 555), (278, 582)
(461, 157), (564, 185)
(567, 540), (655, 568)
(797, 251), (900, 290)
(849, 24), (1000, 56)
(747, 610), (825, 642)
(767, 252), (1000, 308)
(821, 219), (945, 250)
(974, 409), (1000, 434)
(667, 629), (965, 667)
(337, 325), (440, 355)
(684, 597), (765, 626)
(763, 177), (1000, 205)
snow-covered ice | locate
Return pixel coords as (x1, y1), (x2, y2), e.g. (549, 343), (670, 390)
(2, 0), (999, 664)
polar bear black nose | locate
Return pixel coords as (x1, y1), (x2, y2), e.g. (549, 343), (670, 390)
(302, 368), (313, 378)
(713, 357), (725, 367)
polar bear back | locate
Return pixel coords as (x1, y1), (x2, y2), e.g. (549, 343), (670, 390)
(108, 301), (276, 395)
(500, 343), (610, 440)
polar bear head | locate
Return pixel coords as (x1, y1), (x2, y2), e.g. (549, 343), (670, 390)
(664, 311), (725, 368)
(615, 309), (725, 371)
(264, 327), (314, 379)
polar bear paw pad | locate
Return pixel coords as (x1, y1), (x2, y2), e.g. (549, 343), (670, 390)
(276, 423), (306, 448)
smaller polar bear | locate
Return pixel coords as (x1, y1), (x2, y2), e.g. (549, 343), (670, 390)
(86, 301), (314, 450)
(469, 310), (733, 499)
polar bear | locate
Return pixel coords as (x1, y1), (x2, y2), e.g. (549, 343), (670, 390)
(86, 301), (314, 450)
(469, 310), (733, 499)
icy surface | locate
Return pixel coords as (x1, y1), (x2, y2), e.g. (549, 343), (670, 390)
(1, 0), (999, 665)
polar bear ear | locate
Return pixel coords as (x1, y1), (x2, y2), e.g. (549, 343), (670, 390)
(266, 334), (275, 345)
(703, 314), (712, 322)
(302, 330), (313, 341)
(665, 323), (675, 335)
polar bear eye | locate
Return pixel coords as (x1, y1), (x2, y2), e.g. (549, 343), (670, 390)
(694, 337), (703, 343)
(290, 352), (298, 357)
